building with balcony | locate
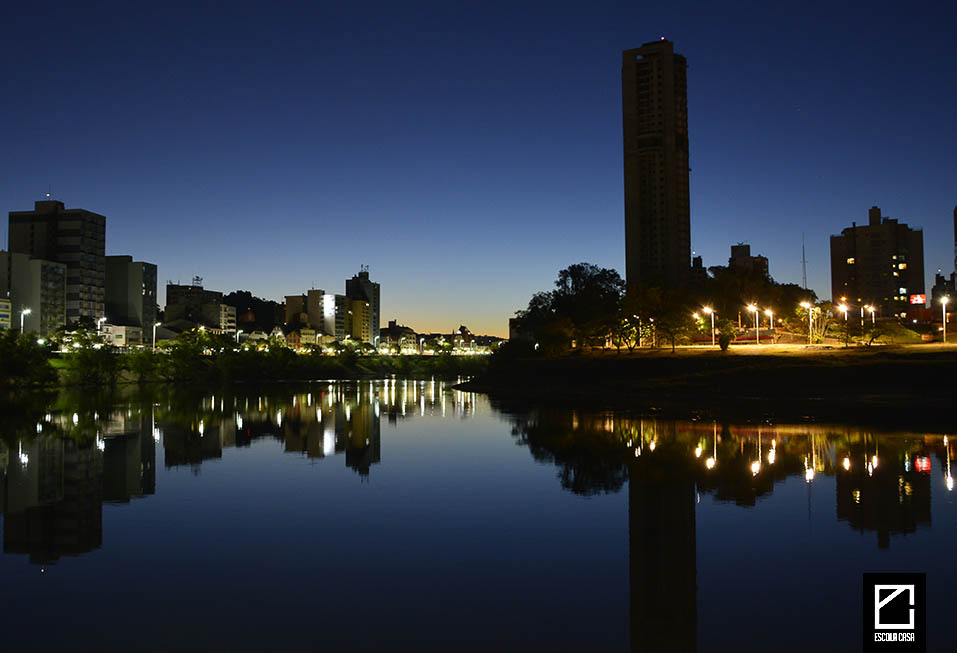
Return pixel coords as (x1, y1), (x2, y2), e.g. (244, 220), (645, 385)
(8, 200), (105, 325)
(0, 251), (67, 335)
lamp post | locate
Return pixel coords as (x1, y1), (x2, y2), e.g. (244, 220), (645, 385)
(764, 308), (774, 344)
(702, 307), (715, 347)
(838, 303), (849, 347)
(800, 302), (813, 345)
(153, 321), (161, 351)
(867, 305), (875, 325)
(942, 296), (950, 343)
(236, 329), (243, 344)
(20, 307), (31, 333)
(747, 304), (759, 345)
(97, 316), (106, 333)
(419, 337), (425, 354)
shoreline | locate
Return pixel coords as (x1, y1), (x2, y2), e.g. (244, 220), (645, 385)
(457, 345), (957, 430)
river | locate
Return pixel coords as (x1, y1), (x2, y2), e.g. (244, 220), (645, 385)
(1, 380), (953, 651)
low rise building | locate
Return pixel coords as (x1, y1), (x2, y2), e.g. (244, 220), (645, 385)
(380, 319), (418, 352)
(102, 324), (143, 348)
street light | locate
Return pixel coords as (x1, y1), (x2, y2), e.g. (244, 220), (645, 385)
(942, 296), (950, 343)
(153, 321), (161, 351)
(747, 304), (759, 345)
(702, 307), (715, 347)
(764, 308), (774, 344)
(236, 328), (243, 344)
(838, 303), (849, 347)
(800, 302), (813, 345)
(20, 307), (31, 332)
(97, 316), (107, 332)
(867, 305), (876, 325)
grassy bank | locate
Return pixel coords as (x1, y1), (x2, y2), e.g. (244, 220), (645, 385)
(461, 344), (957, 428)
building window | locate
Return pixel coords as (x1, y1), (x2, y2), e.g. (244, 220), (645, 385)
(846, 257), (855, 264)
(898, 263), (907, 270)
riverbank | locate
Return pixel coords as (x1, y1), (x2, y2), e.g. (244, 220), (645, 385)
(459, 344), (957, 429)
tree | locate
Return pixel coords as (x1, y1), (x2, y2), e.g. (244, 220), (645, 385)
(62, 329), (120, 386)
(653, 291), (694, 352)
(0, 329), (56, 390)
(513, 263), (625, 351)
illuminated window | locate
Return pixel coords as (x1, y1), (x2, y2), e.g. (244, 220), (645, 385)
(898, 263), (907, 270)
(846, 257), (855, 264)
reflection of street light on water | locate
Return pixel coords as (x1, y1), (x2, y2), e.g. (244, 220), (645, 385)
(944, 435), (952, 491)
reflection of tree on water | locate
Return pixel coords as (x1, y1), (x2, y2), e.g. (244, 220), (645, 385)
(501, 404), (949, 651)
(508, 409), (629, 495)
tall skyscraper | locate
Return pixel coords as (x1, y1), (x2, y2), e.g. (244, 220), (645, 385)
(622, 39), (691, 289)
(8, 200), (105, 325)
(829, 206), (925, 315)
(345, 267), (380, 342)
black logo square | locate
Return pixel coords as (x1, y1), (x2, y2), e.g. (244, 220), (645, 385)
(863, 573), (926, 652)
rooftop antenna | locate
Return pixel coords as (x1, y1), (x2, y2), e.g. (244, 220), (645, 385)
(801, 233), (808, 290)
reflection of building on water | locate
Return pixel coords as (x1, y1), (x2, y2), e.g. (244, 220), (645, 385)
(158, 382), (467, 477)
(836, 444), (931, 549)
(1, 437), (102, 564)
(0, 409), (157, 563)
(162, 413), (236, 469)
(280, 387), (381, 476)
(629, 459), (697, 653)
(504, 407), (954, 652)
(102, 410), (156, 502)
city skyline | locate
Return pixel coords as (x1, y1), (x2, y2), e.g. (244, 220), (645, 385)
(2, 3), (955, 336)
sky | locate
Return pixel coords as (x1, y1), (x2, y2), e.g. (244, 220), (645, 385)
(1, 1), (955, 336)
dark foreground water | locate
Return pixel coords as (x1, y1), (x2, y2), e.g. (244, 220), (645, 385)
(1, 380), (953, 652)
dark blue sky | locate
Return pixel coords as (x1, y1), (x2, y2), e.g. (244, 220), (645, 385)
(2, 1), (954, 335)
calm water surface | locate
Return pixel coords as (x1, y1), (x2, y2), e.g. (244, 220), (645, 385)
(1, 380), (954, 652)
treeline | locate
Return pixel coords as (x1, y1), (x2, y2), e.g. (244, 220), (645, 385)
(0, 328), (486, 391)
(506, 261), (912, 354)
